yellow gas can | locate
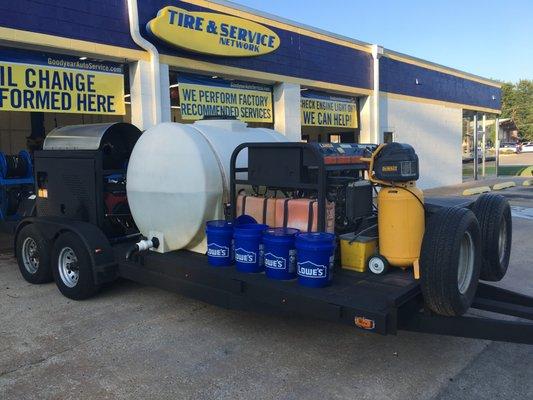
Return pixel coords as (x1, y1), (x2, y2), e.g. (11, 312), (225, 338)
(377, 185), (424, 268)
(340, 234), (377, 272)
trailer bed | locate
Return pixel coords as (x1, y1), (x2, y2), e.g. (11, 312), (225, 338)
(115, 243), (420, 335)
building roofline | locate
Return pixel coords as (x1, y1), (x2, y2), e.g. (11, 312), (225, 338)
(204, 0), (501, 88)
(208, 0), (373, 49)
(383, 49), (501, 88)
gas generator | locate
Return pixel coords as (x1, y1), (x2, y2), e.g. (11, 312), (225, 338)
(12, 121), (533, 344)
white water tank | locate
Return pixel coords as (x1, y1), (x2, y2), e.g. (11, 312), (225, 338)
(126, 120), (287, 253)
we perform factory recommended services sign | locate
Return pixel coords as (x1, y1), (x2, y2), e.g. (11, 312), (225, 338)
(301, 91), (358, 128)
(0, 49), (125, 115)
(178, 74), (273, 123)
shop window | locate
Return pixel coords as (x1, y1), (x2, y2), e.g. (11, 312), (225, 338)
(329, 134), (341, 143)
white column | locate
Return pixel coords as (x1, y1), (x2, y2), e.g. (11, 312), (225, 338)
(371, 44), (384, 144)
(473, 114), (479, 180)
(129, 60), (170, 130)
(273, 82), (301, 142)
(129, 60), (155, 130)
(495, 118), (500, 176)
(159, 63), (171, 123)
(481, 114), (486, 177)
(358, 95), (373, 143)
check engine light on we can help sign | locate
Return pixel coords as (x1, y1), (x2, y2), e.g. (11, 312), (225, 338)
(147, 6), (280, 57)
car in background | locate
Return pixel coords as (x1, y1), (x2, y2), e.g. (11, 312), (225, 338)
(521, 142), (533, 153)
(499, 142), (517, 153)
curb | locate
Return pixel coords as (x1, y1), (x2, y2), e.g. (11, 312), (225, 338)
(492, 181), (516, 191)
(462, 186), (491, 196)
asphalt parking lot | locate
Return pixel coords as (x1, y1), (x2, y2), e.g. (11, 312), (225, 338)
(1, 180), (532, 400)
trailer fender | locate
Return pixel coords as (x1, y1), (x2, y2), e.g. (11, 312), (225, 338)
(14, 217), (117, 285)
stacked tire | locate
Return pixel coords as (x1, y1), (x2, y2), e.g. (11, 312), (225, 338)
(420, 194), (512, 316)
(16, 224), (53, 284)
(16, 226), (99, 300)
(472, 194), (512, 281)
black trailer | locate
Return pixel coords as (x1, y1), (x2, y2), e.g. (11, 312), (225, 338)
(13, 123), (533, 345)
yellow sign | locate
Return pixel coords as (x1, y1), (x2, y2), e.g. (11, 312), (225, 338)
(148, 6), (280, 57)
(0, 52), (125, 115)
(301, 91), (358, 128)
(178, 75), (273, 123)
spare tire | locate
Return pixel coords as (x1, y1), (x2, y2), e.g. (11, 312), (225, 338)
(471, 194), (512, 281)
(420, 207), (481, 316)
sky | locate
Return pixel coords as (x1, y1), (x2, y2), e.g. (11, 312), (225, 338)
(234, 0), (532, 83)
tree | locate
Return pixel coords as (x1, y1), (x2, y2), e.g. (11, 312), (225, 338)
(501, 79), (533, 141)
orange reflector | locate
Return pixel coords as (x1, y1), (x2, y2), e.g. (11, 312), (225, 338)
(324, 156), (337, 165)
(37, 188), (48, 198)
(336, 156), (351, 164)
(354, 316), (375, 330)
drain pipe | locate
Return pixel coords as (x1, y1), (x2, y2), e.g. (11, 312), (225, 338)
(126, 237), (160, 260)
(127, 0), (162, 126)
(371, 45), (384, 144)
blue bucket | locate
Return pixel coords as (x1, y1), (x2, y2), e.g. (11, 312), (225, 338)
(205, 220), (234, 267)
(263, 228), (300, 280)
(234, 223), (269, 273)
(296, 232), (336, 288)
(234, 214), (257, 226)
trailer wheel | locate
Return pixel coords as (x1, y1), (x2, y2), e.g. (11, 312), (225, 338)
(420, 207), (481, 316)
(472, 194), (512, 281)
(16, 224), (52, 284)
(52, 232), (99, 300)
(367, 255), (389, 275)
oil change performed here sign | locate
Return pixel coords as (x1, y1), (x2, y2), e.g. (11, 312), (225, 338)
(0, 48), (125, 115)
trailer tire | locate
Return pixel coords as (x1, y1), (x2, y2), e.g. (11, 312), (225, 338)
(471, 194), (512, 281)
(420, 207), (481, 316)
(16, 224), (53, 284)
(52, 232), (99, 300)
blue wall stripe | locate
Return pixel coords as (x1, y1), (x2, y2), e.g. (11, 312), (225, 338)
(380, 57), (501, 110)
(0, 0), (500, 109)
(138, 0), (373, 90)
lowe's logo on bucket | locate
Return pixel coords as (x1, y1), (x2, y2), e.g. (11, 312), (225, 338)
(207, 243), (230, 258)
(297, 261), (328, 278)
(235, 248), (257, 264)
(264, 253), (286, 270)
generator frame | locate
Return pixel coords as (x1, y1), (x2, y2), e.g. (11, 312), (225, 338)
(229, 142), (371, 227)
(13, 142), (533, 345)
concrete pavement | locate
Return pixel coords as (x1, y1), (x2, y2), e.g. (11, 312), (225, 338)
(1, 182), (532, 400)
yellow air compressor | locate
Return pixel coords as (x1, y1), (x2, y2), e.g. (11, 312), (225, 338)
(362, 143), (425, 277)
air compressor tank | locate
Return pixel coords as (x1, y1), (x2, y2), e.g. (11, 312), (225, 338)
(377, 185), (424, 267)
(126, 120), (287, 254)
